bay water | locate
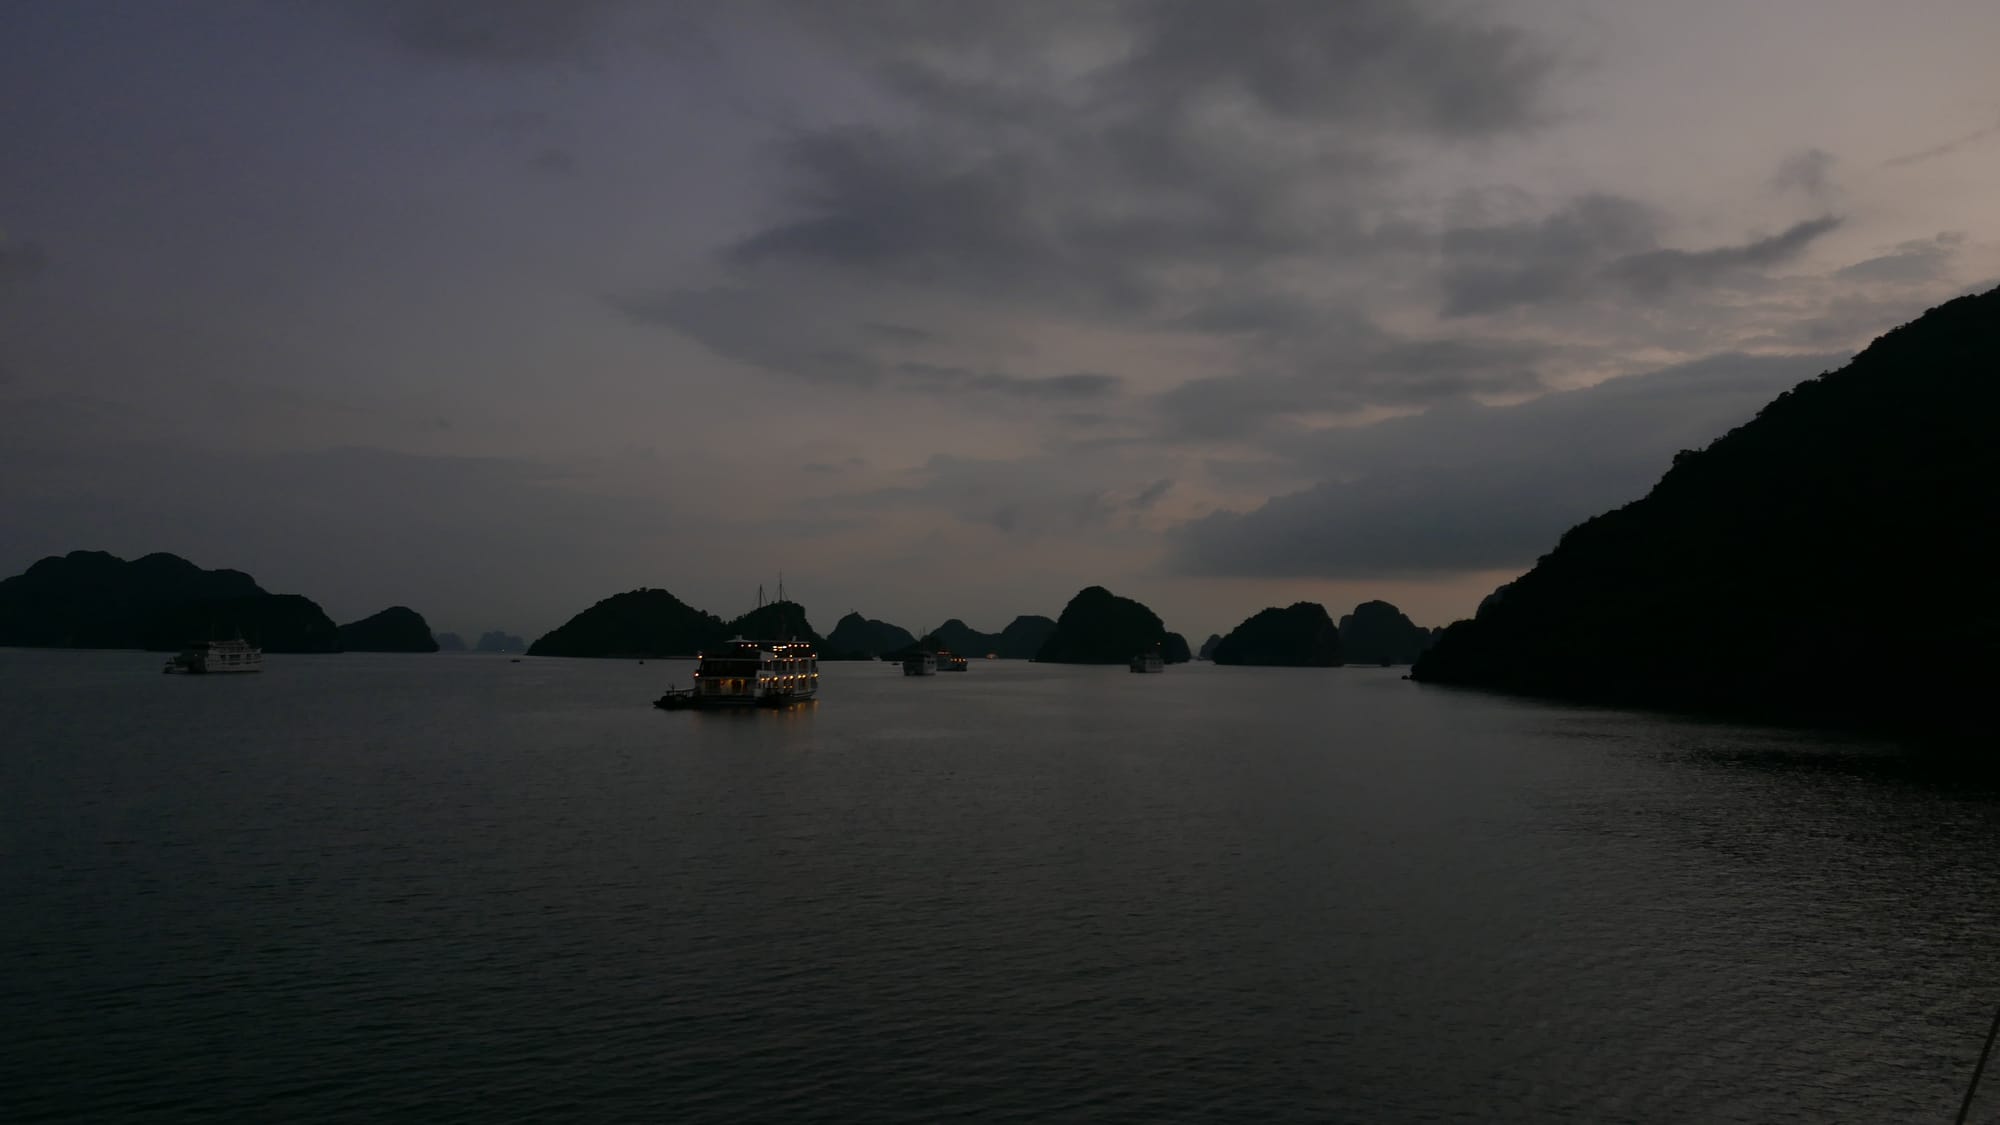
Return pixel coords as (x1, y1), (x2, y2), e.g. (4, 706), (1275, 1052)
(4, 650), (1998, 1122)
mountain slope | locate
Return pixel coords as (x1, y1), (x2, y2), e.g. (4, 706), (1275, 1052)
(1035, 586), (1180, 665)
(0, 550), (340, 652)
(338, 606), (441, 652)
(1213, 603), (1342, 667)
(1412, 286), (2000, 735)
(528, 589), (726, 657)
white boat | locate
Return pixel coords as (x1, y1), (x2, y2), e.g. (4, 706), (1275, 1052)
(163, 636), (263, 674)
(683, 638), (819, 706)
(1129, 650), (1164, 673)
(902, 652), (937, 676)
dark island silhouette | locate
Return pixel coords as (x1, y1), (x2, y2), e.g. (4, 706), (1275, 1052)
(996, 615), (1059, 659)
(475, 631), (527, 654)
(1338, 601), (1437, 666)
(897, 616), (1059, 660)
(4, 552), (1447, 674)
(1212, 602), (1343, 666)
(0, 550), (342, 652)
(1196, 633), (1222, 661)
(1413, 285), (1999, 737)
(825, 612), (917, 660)
(338, 606), (441, 653)
(527, 589), (725, 658)
(1035, 586), (1188, 664)
(527, 590), (820, 658)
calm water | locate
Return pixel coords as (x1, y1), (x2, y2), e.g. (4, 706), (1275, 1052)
(4, 650), (2000, 1123)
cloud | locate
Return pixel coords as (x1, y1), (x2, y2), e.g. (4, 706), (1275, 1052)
(1601, 216), (1843, 296)
(608, 288), (1121, 403)
(1129, 478), (1175, 510)
(668, 0), (1561, 407)
(1834, 232), (1964, 284)
(1438, 194), (1662, 316)
(1103, 0), (1556, 136)
(1440, 198), (1845, 315)
(1883, 116), (2000, 168)
(1771, 148), (1836, 199)
(1168, 351), (1838, 578)
(1156, 334), (1549, 439)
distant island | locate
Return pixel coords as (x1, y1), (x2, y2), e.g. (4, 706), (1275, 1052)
(475, 631), (527, 654)
(338, 606), (440, 653)
(825, 612), (916, 660)
(1196, 634), (1222, 661)
(1212, 602), (1342, 666)
(0, 550), (342, 652)
(526, 590), (821, 658)
(2, 551), (1451, 677)
(1035, 586), (1188, 664)
(907, 616), (1058, 660)
(1413, 286), (1998, 738)
(1338, 601), (1437, 666)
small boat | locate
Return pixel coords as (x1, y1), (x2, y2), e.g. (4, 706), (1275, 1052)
(657, 638), (820, 709)
(936, 650), (968, 672)
(163, 635), (263, 674)
(902, 652), (937, 676)
(1129, 650), (1164, 674)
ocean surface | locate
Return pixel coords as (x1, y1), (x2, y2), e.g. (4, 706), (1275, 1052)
(5, 649), (2000, 1123)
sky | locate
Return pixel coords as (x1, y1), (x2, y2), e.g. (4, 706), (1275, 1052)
(2, 0), (1996, 644)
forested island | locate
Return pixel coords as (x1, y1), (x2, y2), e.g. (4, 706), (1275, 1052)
(1413, 286), (1998, 737)
(1212, 603), (1342, 666)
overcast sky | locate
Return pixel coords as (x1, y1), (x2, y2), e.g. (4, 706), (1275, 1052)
(2, 0), (1996, 643)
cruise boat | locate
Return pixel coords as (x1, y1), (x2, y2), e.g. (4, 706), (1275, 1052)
(936, 651), (968, 672)
(1128, 650), (1165, 674)
(659, 638), (819, 709)
(163, 635), (263, 674)
(902, 651), (937, 676)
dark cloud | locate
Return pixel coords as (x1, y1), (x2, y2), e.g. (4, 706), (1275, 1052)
(1601, 216), (1843, 296)
(1129, 478), (1174, 510)
(1440, 200), (1846, 315)
(1156, 335), (1548, 439)
(1771, 148), (1836, 199)
(900, 363), (1124, 401)
(1883, 116), (2000, 168)
(1108, 0), (1555, 136)
(712, 0), (1557, 334)
(1834, 233), (1963, 284)
(964, 372), (1123, 401)
(609, 289), (1120, 403)
(1169, 352), (1837, 577)
(1439, 194), (1661, 316)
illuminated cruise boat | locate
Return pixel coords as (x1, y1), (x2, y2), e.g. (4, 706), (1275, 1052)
(162, 635), (263, 674)
(657, 638), (819, 709)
